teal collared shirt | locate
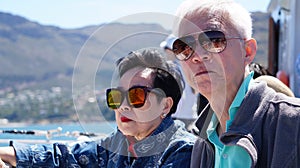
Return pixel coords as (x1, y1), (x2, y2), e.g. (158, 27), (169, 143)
(207, 72), (254, 168)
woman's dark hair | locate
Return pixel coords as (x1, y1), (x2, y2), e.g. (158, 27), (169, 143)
(116, 49), (184, 116)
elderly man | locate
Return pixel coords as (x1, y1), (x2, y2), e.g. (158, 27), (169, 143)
(172, 0), (300, 167)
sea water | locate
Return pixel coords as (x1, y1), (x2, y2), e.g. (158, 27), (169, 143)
(0, 121), (116, 146)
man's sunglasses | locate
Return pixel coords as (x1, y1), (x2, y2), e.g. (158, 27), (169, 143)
(106, 86), (163, 110)
(172, 30), (244, 61)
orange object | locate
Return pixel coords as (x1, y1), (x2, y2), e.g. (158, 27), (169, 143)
(276, 70), (289, 87)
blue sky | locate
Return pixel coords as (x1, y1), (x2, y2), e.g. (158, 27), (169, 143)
(0, 0), (271, 29)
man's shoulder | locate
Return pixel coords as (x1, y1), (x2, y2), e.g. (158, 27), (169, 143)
(252, 81), (300, 114)
(247, 81), (300, 108)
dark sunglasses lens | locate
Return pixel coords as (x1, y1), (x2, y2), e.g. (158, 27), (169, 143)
(128, 87), (146, 108)
(172, 36), (195, 60)
(198, 31), (227, 53)
(106, 89), (122, 109)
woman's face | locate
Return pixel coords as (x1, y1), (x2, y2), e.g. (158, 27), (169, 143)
(114, 67), (167, 141)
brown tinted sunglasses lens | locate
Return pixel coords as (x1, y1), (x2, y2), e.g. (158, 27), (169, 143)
(128, 87), (147, 108)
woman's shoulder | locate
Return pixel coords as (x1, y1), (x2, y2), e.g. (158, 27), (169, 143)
(171, 120), (197, 143)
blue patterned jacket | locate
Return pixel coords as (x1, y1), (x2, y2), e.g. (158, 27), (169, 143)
(12, 117), (196, 168)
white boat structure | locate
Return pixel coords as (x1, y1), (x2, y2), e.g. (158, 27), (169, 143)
(268, 0), (300, 97)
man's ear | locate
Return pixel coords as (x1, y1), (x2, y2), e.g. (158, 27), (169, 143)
(244, 38), (257, 64)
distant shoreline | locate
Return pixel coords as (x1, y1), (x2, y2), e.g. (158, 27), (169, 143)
(0, 122), (30, 128)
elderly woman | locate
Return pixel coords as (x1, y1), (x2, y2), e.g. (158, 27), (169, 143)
(0, 49), (196, 167)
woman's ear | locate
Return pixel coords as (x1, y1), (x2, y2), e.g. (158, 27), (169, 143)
(162, 97), (173, 114)
(244, 38), (257, 64)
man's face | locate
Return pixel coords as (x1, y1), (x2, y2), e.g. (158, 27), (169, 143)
(176, 16), (247, 101)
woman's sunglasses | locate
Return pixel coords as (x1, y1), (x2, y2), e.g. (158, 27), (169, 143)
(172, 30), (244, 61)
(106, 86), (163, 110)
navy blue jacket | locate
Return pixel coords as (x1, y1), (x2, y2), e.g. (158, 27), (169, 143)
(12, 117), (196, 167)
(191, 81), (300, 168)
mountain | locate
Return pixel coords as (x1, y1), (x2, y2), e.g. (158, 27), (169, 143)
(0, 12), (170, 91)
(0, 11), (270, 91)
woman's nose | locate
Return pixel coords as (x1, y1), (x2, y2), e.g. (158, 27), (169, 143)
(119, 98), (131, 111)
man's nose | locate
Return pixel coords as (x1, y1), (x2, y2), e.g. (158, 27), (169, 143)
(191, 45), (212, 63)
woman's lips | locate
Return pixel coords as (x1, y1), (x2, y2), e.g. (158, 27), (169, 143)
(121, 116), (132, 122)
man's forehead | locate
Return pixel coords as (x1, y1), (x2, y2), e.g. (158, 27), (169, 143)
(176, 17), (223, 36)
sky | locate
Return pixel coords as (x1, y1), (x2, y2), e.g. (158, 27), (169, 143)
(0, 0), (271, 29)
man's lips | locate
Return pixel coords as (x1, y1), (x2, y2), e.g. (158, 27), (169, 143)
(195, 71), (209, 76)
(121, 116), (133, 122)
